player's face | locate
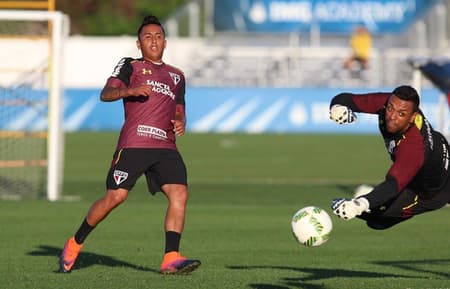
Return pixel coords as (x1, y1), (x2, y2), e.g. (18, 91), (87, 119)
(384, 95), (417, 134)
(137, 24), (166, 63)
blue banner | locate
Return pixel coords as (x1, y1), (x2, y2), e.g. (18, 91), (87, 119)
(3, 87), (444, 134)
(214, 0), (436, 34)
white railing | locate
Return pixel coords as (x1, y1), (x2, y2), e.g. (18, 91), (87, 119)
(184, 44), (445, 89)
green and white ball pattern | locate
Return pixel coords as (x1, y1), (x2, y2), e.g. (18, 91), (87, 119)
(291, 206), (333, 247)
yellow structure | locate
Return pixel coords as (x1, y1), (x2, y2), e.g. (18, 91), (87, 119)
(0, 0), (54, 10)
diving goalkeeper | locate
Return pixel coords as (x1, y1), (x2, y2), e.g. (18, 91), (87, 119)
(329, 85), (450, 229)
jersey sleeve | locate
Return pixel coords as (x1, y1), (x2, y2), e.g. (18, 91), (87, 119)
(107, 57), (134, 87)
(330, 92), (390, 114)
(364, 129), (425, 208)
(176, 71), (186, 105)
(364, 175), (398, 208)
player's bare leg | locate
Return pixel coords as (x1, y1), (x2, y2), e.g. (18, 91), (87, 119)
(60, 189), (129, 273)
(159, 184), (200, 274)
(86, 188), (129, 226)
(163, 184), (187, 232)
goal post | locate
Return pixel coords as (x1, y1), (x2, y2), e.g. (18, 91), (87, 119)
(0, 10), (69, 201)
(409, 59), (450, 139)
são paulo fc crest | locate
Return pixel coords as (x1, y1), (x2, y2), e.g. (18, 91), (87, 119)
(169, 72), (180, 85)
(113, 170), (128, 185)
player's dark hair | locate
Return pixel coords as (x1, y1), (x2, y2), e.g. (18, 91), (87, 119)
(137, 15), (165, 38)
(392, 85), (420, 111)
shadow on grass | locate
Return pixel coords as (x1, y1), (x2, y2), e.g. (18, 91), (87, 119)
(27, 245), (160, 274)
(227, 265), (419, 289)
(373, 259), (450, 279)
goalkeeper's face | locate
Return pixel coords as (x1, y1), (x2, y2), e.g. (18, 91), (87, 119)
(137, 24), (167, 63)
(384, 95), (417, 134)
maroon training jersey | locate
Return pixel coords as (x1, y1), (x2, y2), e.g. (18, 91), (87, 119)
(105, 57), (185, 150)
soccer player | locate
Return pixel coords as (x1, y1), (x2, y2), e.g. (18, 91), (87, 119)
(59, 15), (201, 274)
(329, 85), (450, 229)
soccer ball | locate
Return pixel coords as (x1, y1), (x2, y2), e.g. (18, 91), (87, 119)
(291, 206), (333, 247)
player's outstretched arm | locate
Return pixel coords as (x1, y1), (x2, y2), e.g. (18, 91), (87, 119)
(100, 85), (153, 102)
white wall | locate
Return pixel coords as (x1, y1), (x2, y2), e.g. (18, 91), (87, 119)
(64, 36), (204, 88)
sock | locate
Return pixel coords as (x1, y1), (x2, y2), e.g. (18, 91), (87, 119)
(74, 218), (95, 245)
(165, 231), (181, 253)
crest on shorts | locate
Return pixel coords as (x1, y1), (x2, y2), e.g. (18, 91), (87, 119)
(113, 170), (128, 185)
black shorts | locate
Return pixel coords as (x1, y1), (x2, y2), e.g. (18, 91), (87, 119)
(105, 148), (187, 194)
(359, 178), (450, 229)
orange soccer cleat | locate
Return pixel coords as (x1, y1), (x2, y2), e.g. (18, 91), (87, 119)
(159, 251), (201, 274)
(59, 237), (83, 273)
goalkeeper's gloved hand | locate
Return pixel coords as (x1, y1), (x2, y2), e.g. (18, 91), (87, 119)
(331, 197), (370, 220)
(329, 104), (357, 124)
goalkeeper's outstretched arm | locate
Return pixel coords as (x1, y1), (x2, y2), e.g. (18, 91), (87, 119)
(363, 175), (399, 208)
(330, 93), (360, 111)
(331, 92), (391, 113)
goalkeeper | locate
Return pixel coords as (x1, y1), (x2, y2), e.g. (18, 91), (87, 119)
(329, 85), (450, 229)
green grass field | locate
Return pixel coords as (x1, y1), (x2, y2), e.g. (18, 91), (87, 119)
(2, 132), (449, 289)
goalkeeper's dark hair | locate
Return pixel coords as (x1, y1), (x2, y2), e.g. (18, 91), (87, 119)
(137, 15), (165, 38)
(392, 85), (420, 112)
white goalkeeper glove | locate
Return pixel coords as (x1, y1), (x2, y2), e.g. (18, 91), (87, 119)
(329, 104), (357, 124)
(331, 197), (370, 220)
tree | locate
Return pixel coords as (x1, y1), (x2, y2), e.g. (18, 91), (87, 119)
(56, 0), (188, 35)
